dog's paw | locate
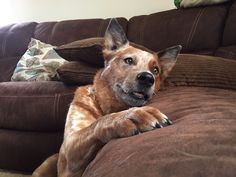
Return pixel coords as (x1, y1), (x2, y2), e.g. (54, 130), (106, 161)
(123, 106), (172, 133)
(95, 107), (172, 142)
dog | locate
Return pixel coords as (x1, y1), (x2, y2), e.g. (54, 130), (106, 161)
(32, 18), (181, 177)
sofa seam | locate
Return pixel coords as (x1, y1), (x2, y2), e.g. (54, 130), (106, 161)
(186, 8), (205, 50)
(48, 23), (58, 44)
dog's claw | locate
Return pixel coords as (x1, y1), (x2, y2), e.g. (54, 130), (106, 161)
(134, 129), (140, 135)
(165, 118), (172, 125)
(155, 122), (163, 128)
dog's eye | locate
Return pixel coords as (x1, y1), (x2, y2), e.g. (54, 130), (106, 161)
(152, 66), (159, 75)
(124, 57), (134, 65)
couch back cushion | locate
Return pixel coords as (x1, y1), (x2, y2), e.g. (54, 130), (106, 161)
(127, 3), (229, 54)
(0, 22), (37, 58)
(34, 18), (128, 46)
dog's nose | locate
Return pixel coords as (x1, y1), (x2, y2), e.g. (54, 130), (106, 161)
(136, 72), (154, 87)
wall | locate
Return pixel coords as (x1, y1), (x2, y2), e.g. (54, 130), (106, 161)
(0, 0), (175, 26)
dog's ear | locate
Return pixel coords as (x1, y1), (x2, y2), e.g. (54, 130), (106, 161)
(157, 45), (182, 82)
(104, 18), (128, 51)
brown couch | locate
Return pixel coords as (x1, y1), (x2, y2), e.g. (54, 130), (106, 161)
(0, 1), (236, 176)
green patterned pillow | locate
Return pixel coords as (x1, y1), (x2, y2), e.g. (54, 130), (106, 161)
(174, 0), (230, 8)
(11, 38), (68, 81)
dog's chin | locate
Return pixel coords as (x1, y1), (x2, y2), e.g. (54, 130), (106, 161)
(115, 84), (152, 107)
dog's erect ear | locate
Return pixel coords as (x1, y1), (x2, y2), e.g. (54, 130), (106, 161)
(157, 45), (182, 82)
(104, 18), (128, 51)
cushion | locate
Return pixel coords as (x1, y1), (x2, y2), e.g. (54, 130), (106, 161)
(83, 86), (236, 177)
(174, 0), (230, 8)
(55, 37), (105, 67)
(164, 54), (236, 90)
(57, 61), (100, 85)
(0, 81), (75, 131)
(11, 38), (68, 81)
(0, 56), (21, 82)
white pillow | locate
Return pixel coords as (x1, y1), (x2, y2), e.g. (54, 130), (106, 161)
(11, 38), (68, 81)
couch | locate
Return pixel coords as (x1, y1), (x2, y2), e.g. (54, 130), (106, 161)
(0, 1), (235, 176)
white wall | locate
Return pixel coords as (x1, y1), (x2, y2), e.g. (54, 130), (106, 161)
(0, 0), (175, 26)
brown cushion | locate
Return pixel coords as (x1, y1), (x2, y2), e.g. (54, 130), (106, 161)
(57, 61), (100, 85)
(164, 54), (236, 90)
(0, 81), (75, 131)
(55, 37), (105, 67)
(83, 86), (236, 177)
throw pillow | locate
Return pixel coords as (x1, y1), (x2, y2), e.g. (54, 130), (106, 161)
(11, 38), (68, 81)
(57, 61), (100, 85)
(174, 0), (230, 8)
(55, 37), (105, 67)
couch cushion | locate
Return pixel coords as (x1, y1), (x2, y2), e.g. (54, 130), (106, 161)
(222, 0), (236, 46)
(57, 61), (100, 85)
(164, 54), (236, 90)
(55, 37), (105, 67)
(83, 86), (236, 177)
(34, 18), (128, 46)
(0, 22), (37, 58)
(127, 4), (228, 53)
(0, 56), (20, 82)
(0, 82), (76, 131)
(0, 130), (62, 172)
(215, 45), (236, 60)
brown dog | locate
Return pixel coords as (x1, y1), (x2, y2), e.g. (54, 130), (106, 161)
(32, 19), (181, 177)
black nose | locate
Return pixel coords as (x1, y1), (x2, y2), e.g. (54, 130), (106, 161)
(136, 72), (154, 87)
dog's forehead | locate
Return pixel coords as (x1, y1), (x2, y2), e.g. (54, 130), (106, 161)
(120, 46), (157, 62)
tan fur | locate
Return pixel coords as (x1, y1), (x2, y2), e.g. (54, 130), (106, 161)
(32, 19), (180, 177)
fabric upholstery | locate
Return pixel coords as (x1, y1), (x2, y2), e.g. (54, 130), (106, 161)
(83, 87), (236, 177)
(0, 56), (21, 82)
(164, 54), (236, 90)
(0, 22), (37, 58)
(222, 0), (236, 46)
(127, 5), (228, 54)
(57, 61), (100, 85)
(34, 18), (128, 46)
(55, 37), (105, 67)
(0, 130), (62, 172)
(0, 81), (75, 131)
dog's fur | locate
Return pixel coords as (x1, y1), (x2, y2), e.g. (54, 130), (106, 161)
(32, 19), (181, 177)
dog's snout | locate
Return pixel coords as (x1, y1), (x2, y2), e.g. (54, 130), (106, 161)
(136, 72), (154, 86)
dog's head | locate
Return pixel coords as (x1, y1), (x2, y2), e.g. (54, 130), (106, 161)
(101, 19), (181, 107)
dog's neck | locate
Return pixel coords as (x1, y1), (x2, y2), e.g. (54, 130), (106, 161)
(93, 70), (129, 115)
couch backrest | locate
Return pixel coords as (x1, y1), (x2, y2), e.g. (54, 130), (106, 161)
(127, 2), (230, 55)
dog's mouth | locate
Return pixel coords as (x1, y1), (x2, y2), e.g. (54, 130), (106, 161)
(130, 91), (149, 100)
(116, 84), (151, 106)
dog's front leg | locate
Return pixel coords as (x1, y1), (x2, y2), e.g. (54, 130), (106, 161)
(59, 106), (171, 177)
